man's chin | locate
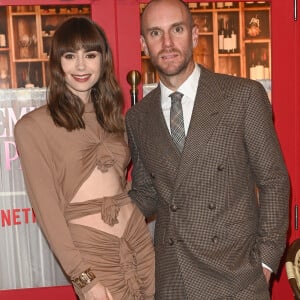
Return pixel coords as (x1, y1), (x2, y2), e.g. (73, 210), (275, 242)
(157, 65), (182, 77)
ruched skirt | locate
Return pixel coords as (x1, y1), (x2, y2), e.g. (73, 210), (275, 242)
(69, 205), (155, 300)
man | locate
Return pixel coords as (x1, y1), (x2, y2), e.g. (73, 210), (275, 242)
(125, 0), (290, 299)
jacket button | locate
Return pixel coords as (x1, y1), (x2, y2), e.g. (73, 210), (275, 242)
(150, 172), (155, 179)
(170, 204), (178, 212)
(168, 238), (174, 245)
(212, 236), (218, 244)
(208, 203), (216, 210)
(217, 164), (224, 171)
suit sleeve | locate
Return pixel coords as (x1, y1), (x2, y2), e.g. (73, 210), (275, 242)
(14, 116), (99, 288)
(244, 80), (290, 273)
(125, 111), (158, 218)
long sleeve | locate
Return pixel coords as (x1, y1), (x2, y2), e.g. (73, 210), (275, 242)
(14, 115), (90, 280)
(125, 112), (158, 218)
(244, 80), (290, 273)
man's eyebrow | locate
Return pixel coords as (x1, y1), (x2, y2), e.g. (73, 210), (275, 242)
(145, 22), (186, 33)
(171, 22), (185, 27)
(145, 26), (161, 33)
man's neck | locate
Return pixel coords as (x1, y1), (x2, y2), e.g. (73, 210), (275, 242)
(159, 62), (195, 91)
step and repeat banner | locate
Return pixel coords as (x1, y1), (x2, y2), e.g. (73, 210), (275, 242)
(0, 88), (69, 289)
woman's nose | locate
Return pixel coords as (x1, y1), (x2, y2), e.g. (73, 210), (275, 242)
(76, 56), (85, 69)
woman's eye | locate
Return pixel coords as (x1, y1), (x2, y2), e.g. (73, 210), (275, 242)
(63, 53), (75, 59)
(86, 52), (97, 59)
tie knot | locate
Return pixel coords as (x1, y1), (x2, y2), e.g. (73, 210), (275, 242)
(169, 92), (183, 103)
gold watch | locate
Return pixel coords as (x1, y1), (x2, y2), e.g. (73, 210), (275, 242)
(72, 268), (96, 288)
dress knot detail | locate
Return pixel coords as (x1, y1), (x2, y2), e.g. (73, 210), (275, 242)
(120, 238), (144, 299)
(100, 197), (120, 226)
(96, 142), (115, 172)
(96, 156), (115, 172)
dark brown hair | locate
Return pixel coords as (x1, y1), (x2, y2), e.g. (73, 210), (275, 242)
(47, 17), (124, 133)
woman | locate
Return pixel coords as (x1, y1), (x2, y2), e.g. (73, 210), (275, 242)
(14, 17), (155, 300)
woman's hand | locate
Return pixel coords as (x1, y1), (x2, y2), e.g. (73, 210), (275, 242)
(84, 282), (114, 300)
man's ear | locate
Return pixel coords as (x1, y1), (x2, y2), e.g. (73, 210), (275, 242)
(140, 36), (149, 56)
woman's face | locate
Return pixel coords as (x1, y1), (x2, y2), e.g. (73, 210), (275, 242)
(61, 48), (101, 103)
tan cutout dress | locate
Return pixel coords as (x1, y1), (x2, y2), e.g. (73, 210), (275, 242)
(14, 103), (155, 300)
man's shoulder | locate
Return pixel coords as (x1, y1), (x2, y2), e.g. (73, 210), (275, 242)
(211, 67), (258, 86)
(200, 65), (250, 82)
(203, 67), (261, 93)
(127, 85), (159, 116)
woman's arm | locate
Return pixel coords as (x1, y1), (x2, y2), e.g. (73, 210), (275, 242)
(14, 115), (100, 289)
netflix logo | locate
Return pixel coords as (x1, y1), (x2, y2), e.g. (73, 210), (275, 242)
(1, 208), (36, 227)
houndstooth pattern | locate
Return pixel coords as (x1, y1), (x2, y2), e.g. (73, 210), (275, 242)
(125, 66), (290, 299)
(170, 92), (185, 152)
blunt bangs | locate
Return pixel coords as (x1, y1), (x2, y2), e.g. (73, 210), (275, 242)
(51, 17), (106, 59)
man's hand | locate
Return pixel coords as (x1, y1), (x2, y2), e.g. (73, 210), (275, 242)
(263, 267), (272, 284)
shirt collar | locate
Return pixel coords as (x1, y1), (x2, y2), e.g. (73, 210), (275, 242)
(160, 64), (201, 104)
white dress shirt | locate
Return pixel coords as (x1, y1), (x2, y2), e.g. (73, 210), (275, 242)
(160, 64), (200, 135)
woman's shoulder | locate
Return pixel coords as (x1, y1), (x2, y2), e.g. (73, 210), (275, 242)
(15, 104), (53, 135)
(19, 104), (51, 124)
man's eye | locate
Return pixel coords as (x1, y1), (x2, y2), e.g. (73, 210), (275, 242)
(150, 30), (161, 37)
(174, 26), (184, 33)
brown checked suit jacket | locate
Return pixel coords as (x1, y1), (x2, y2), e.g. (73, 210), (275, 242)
(125, 66), (290, 300)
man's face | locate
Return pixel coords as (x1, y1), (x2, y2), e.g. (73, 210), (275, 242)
(141, 0), (198, 78)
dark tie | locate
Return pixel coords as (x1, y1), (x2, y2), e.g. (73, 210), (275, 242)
(169, 92), (185, 152)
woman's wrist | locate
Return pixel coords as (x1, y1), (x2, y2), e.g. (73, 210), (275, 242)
(72, 268), (96, 288)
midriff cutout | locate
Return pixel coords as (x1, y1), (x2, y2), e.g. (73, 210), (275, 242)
(68, 167), (134, 237)
(71, 167), (123, 203)
(68, 202), (134, 238)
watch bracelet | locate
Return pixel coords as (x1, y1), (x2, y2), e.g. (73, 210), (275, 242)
(72, 268), (96, 288)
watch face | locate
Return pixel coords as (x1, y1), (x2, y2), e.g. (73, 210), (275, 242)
(73, 268), (96, 288)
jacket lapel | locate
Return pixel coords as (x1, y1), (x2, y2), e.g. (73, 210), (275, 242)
(142, 87), (182, 173)
(174, 68), (232, 191)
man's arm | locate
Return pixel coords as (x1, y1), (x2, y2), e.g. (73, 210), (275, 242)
(244, 80), (290, 273)
(126, 112), (158, 218)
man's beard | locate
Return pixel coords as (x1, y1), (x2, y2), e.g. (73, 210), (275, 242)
(151, 49), (193, 77)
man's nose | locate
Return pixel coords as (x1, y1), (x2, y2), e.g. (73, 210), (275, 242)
(162, 32), (174, 47)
